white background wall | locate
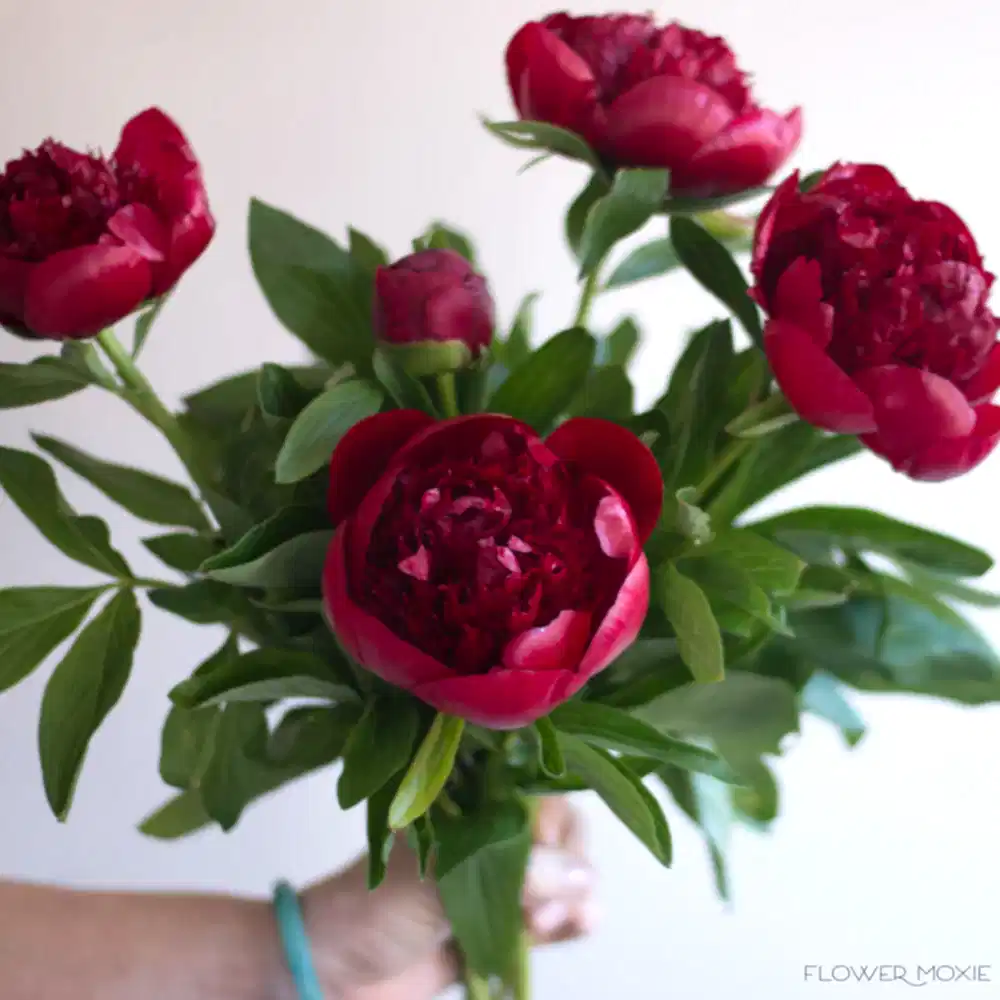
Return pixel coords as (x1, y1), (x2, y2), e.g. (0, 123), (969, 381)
(2, 1), (999, 996)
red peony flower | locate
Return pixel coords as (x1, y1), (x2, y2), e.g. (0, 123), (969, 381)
(505, 11), (801, 195)
(375, 249), (495, 368)
(0, 108), (214, 340)
(321, 411), (662, 728)
(751, 164), (1000, 481)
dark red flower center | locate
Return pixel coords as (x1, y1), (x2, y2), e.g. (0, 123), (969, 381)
(760, 175), (998, 383)
(357, 423), (627, 675)
(0, 141), (120, 261)
(543, 13), (754, 113)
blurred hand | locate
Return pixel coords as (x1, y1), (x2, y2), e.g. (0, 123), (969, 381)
(301, 797), (595, 1000)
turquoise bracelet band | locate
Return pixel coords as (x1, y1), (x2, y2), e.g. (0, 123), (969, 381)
(272, 880), (325, 1000)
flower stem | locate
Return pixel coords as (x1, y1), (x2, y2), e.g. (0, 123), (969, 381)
(95, 328), (216, 519)
(512, 930), (531, 1000)
(691, 436), (755, 504)
(573, 269), (600, 329)
(436, 373), (461, 418)
(464, 972), (491, 1000)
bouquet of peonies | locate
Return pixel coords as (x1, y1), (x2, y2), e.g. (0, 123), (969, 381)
(3, 10), (999, 998)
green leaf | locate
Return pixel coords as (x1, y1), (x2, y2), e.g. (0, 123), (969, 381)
(160, 705), (220, 789)
(389, 713), (465, 829)
(424, 222), (477, 264)
(184, 365), (332, 422)
(248, 198), (374, 372)
(568, 365), (634, 421)
(59, 342), (115, 388)
(750, 506), (993, 578)
(725, 395), (797, 438)
(635, 673), (799, 757)
(559, 734), (672, 865)
(660, 187), (772, 214)
(902, 565), (1000, 609)
(0, 600), (100, 695)
(488, 328), (596, 433)
(142, 532), (217, 573)
(435, 797), (531, 978)
(578, 169), (670, 277)
(551, 700), (736, 782)
(148, 580), (248, 626)
(171, 648), (357, 708)
(275, 380), (384, 484)
(265, 703), (361, 769)
(204, 529), (332, 589)
(366, 775), (402, 890)
(202, 505), (326, 570)
(604, 237), (680, 290)
(33, 435), (208, 530)
(0, 446), (130, 577)
(566, 173), (611, 259)
(601, 318), (640, 367)
(532, 716), (565, 778)
(505, 293), (538, 369)
(483, 118), (601, 169)
(200, 703), (270, 831)
(691, 529), (805, 595)
(132, 295), (170, 358)
(801, 671), (865, 747)
(372, 348), (439, 415)
(409, 815), (435, 880)
(659, 564), (725, 684)
(669, 216), (761, 346)
(139, 789), (212, 840)
(0, 586), (106, 636)
(0, 357), (90, 409)
(256, 363), (316, 424)
(337, 698), (421, 809)
(348, 227), (390, 273)
(39, 590), (141, 819)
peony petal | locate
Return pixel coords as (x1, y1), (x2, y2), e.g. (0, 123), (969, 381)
(114, 107), (196, 175)
(603, 76), (733, 170)
(572, 554), (650, 689)
(545, 417), (663, 544)
(414, 668), (575, 729)
(750, 171), (801, 297)
(23, 245), (152, 339)
(820, 163), (905, 195)
(854, 365), (977, 458)
(502, 609), (592, 672)
(0, 256), (33, 327)
(764, 318), (876, 434)
(327, 409), (435, 525)
(960, 342), (1000, 405)
(152, 198), (215, 295)
(774, 257), (834, 347)
(673, 107), (803, 195)
(322, 526), (450, 688)
(505, 21), (597, 134)
(867, 404), (1000, 482)
(107, 204), (167, 262)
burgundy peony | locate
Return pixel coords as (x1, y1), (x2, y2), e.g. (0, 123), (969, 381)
(321, 411), (662, 728)
(375, 249), (494, 369)
(0, 108), (214, 340)
(505, 12), (801, 195)
(751, 164), (1000, 481)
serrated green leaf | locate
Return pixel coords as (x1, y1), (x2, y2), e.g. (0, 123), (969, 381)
(0, 447), (130, 577)
(39, 590), (141, 819)
(275, 380), (384, 484)
(33, 434), (208, 530)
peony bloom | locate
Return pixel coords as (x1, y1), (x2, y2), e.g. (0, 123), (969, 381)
(375, 249), (494, 370)
(505, 11), (801, 195)
(322, 412), (662, 728)
(0, 108), (214, 340)
(751, 164), (1000, 480)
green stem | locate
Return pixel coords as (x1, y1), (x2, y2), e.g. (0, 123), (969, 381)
(691, 436), (755, 504)
(513, 930), (531, 1000)
(573, 269), (600, 329)
(464, 972), (491, 1000)
(436, 373), (461, 418)
(96, 329), (217, 518)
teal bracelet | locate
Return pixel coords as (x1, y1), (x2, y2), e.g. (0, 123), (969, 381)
(272, 880), (325, 1000)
